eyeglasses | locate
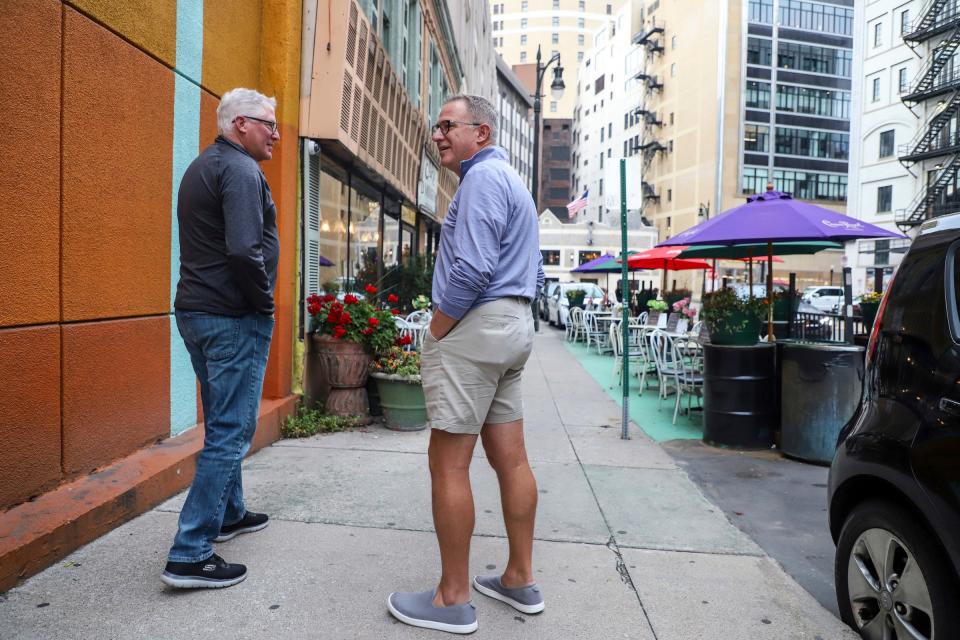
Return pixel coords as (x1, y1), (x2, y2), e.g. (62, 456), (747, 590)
(431, 119), (482, 135)
(237, 115), (278, 134)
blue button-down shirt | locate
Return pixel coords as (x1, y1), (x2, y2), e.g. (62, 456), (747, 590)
(432, 146), (544, 320)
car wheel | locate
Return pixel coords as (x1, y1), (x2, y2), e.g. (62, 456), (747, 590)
(835, 499), (960, 640)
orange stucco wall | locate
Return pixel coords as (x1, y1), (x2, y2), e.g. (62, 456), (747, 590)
(62, 318), (170, 475)
(0, 326), (61, 508)
(61, 8), (173, 322)
(0, 0), (61, 328)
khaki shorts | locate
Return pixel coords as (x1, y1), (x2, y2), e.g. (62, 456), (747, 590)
(421, 297), (535, 434)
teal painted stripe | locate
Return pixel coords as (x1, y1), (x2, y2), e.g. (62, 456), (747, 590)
(176, 0), (203, 82)
(170, 1), (203, 436)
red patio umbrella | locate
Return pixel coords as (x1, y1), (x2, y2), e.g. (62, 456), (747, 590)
(622, 246), (711, 292)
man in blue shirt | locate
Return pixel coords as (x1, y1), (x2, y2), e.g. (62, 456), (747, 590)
(388, 95), (545, 634)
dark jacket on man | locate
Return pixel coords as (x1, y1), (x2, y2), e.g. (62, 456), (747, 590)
(175, 136), (279, 316)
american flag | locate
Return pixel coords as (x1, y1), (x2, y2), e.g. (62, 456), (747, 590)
(566, 189), (588, 219)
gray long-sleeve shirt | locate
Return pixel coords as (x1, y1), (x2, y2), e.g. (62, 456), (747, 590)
(175, 136), (279, 316)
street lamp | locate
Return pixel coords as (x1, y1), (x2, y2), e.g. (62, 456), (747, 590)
(531, 45), (565, 212)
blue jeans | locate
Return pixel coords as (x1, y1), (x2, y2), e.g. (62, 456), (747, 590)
(168, 311), (274, 563)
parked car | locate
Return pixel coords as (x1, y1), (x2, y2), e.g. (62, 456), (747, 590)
(802, 285), (844, 313)
(546, 282), (605, 328)
(539, 281), (560, 320)
(829, 213), (960, 638)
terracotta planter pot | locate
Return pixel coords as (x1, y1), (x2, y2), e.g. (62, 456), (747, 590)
(310, 334), (371, 418)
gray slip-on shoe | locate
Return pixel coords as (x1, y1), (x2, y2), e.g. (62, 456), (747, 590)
(472, 575), (545, 614)
(387, 590), (478, 634)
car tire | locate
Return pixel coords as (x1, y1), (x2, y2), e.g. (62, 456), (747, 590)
(835, 499), (960, 639)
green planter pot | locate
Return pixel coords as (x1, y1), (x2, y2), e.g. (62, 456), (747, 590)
(772, 295), (800, 322)
(371, 372), (427, 431)
(707, 312), (762, 346)
(860, 301), (880, 331)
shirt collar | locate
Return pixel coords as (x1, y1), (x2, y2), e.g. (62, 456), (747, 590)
(459, 145), (507, 178)
(216, 135), (253, 159)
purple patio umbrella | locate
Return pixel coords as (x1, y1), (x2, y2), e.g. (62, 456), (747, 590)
(319, 255), (334, 267)
(659, 186), (905, 339)
(571, 253), (617, 272)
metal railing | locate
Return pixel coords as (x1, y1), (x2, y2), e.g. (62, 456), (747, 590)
(790, 312), (867, 343)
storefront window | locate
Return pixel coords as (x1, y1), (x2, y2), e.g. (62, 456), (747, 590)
(350, 187), (381, 291)
(319, 171), (350, 293)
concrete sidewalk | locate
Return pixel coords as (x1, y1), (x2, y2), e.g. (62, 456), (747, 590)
(0, 331), (857, 639)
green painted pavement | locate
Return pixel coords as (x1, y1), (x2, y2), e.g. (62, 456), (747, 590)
(563, 340), (703, 443)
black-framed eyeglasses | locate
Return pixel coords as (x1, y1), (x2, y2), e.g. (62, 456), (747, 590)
(431, 119), (482, 135)
(237, 115), (278, 134)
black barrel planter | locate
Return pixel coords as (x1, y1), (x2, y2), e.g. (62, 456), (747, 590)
(779, 342), (864, 464)
(702, 343), (777, 449)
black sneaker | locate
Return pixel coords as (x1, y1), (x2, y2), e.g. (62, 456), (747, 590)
(214, 511), (269, 542)
(161, 554), (247, 589)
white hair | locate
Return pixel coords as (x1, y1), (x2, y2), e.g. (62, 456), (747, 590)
(444, 94), (498, 143)
(217, 88), (277, 135)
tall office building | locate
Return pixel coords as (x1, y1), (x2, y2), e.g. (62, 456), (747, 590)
(622, 0), (854, 290)
(496, 55), (536, 191)
(490, 0), (620, 118)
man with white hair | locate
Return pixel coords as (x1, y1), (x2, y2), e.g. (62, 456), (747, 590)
(387, 94), (545, 633)
(161, 88), (280, 589)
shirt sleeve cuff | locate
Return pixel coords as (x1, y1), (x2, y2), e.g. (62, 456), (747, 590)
(437, 299), (470, 321)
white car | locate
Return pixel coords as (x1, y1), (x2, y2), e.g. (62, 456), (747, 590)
(801, 286), (844, 313)
(547, 283), (606, 328)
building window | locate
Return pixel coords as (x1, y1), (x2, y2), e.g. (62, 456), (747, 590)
(607, 4), (613, 14)
(773, 169), (847, 202)
(778, 0), (854, 36)
(553, 0), (560, 7)
(553, 16), (560, 27)
(872, 77), (880, 102)
(599, 153), (604, 169)
(776, 84), (850, 118)
(670, 63), (677, 77)
(873, 22), (882, 48)
(550, 101), (557, 112)
(744, 124), (770, 152)
(521, 34), (527, 45)
(775, 127), (849, 160)
(777, 41), (850, 77)
(578, 51), (584, 62)
(742, 167), (769, 194)
(579, 0), (585, 9)
(520, 51), (527, 62)
(578, 33), (585, 46)
(541, 250), (560, 265)
(670, 112), (674, 125)
(747, 37), (772, 66)
(667, 189), (673, 202)
(578, 17), (585, 28)
(671, 35), (678, 50)
(552, 32), (559, 44)
(599, 178), (604, 195)
(877, 186), (892, 213)
(879, 130), (895, 158)
(745, 80), (771, 109)
(898, 68), (908, 94)
(521, 18), (528, 28)
(493, 4), (499, 13)
(900, 10), (910, 34)
(748, 0), (773, 23)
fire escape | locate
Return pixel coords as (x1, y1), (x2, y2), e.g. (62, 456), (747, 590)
(896, 0), (960, 230)
(631, 18), (666, 225)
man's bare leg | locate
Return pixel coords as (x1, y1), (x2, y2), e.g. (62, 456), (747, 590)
(428, 428), (479, 606)
(481, 419), (537, 587)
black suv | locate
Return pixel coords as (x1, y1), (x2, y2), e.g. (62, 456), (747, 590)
(829, 215), (960, 639)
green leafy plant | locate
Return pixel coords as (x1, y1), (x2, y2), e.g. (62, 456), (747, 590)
(647, 299), (668, 312)
(370, 347), (421, 379)
(411, 294), (431, 311)
(566, 289), (587, 307)
(701, 288), (767, 334)
(307, 285), (400, 353)
(281, 401), (365, 438)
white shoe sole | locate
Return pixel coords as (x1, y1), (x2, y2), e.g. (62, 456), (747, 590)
(387, 595), (479, 634)
(213, 520), (269, 542)
(160, 571), (247, 589)
(472, 578), (545, 614)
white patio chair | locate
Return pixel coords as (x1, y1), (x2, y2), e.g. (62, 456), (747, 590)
(394, 317), (419, 351)
(584, 311), (612, 354)
(636, 327), (659, 395)
(406, 310), (431, 326)
(671, 337), (705, 424)
(567, 307), (587, 342)
(649, 330), (681, 411)
(609, 321), (644, 388)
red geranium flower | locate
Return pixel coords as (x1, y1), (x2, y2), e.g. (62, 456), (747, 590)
(361, 327), (374, 336)
(387, 294), (399, 303)
(365, 284), (378, 295)
(391, 308), (400, 316)
(368, 317), (379, 327)
(307, 302), (321, 316)
(340, 311), (352, 324)
(343, 294), (359, 304)
(396, 334), (413, 346)
(323, 294), (336, 303)
(332, 325), (347, 338)
(331, 302), (344, 313)
(307, 294), (321, 305)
